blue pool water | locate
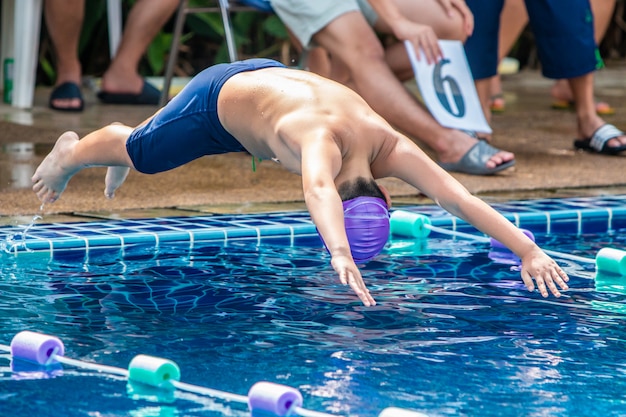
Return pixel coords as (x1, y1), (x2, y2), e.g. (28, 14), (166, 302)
(2, 196), (626, 416)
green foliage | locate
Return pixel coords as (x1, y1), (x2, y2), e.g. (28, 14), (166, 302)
(38, 0), (289, 85)
(263, 15), (288, 39)
(184, 6), (289, 64)
(146, 32), (173, 76)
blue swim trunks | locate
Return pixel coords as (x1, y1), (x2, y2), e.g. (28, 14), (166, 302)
(126, 58), (286, 174)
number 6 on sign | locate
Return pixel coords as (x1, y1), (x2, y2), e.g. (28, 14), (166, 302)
(404, 40), (491, 134)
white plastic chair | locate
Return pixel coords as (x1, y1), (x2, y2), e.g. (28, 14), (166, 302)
(0, 0), (122, 109)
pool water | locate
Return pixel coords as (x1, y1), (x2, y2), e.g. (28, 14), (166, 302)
(2, 197), (626, 417)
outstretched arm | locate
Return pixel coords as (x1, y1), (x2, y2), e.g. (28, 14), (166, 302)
(299, 135), (376, 306)
(375, 136), (569, 297)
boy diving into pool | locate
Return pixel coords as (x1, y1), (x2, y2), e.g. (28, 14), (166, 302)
(32, 58), (569, 306)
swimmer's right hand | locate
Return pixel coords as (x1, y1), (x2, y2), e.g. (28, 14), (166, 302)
(331, 255), (376, 307)
(520, 248), (569, 298)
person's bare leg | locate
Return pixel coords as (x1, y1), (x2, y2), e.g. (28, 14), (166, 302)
(44, 0), (84, 109)
(314, 12), (514, 170)
(497, 0), (528, 60)
(301, 47), (333, 78)
(381, 0), (469, 81)
(475, 78), (493, 125)
(104, 167), (131, 199)
(32, 125), (135, 203)
(489, 76), (505, 111)
(101, 0), (178, 94)
(489, 0), (528, 109)
(551, 0), (616, 110)
(569, 73), (626, 148)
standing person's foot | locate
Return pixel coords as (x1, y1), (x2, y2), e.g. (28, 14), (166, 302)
(49, 82), (84, 112)
(551, 81), (615, 115)
(98, 71), (160, 105)
(32, 131), (81, 203)
(574, 122), (626, 155)
(551, 99), (615, 115)
(436, 130), (515, 175)
(97, 81), (160, 105)
(490, 93), (506, 113)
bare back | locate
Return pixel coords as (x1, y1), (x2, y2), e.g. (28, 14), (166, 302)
(216, 67), (397, 176)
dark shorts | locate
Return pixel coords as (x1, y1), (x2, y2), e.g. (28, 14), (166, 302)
(126, 58), (286, 174)
(464, 0), (597, 80)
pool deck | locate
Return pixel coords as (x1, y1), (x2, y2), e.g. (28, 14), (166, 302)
(1, 64), (626, 224)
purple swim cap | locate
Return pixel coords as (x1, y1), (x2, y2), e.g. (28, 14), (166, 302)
(319, 196), (390, 263)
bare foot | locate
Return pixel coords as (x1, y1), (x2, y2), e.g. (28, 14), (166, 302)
(32, 131), (81, 203)
(104, 166), (130, 199)
(551, 80), (614, 115)
(101, 69), (144, 95)
(437, 129), (515, 171)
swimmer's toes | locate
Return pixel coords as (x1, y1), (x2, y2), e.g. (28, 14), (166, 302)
(37, 188), (51, 202)
(32, 181), (43, 193)
(46, 191), (59, 203)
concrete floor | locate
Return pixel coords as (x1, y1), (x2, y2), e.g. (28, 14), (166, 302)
(1, 65), (625, 223)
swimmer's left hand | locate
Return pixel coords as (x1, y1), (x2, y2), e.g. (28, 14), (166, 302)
(331, 255), (376, 306)
(520, 249), (570, 298)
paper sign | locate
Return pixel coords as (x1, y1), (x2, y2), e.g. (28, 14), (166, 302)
(405, 40), (491, 134)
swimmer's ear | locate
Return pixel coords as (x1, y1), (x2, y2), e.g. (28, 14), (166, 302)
(378, 184), (392, 209)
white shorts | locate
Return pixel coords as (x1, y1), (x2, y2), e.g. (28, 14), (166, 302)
(269, 0), (377, 47)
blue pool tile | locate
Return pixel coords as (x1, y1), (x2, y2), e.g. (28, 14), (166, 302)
(51, 238), (88, 250)
(122, 233), (160, 246)
(258, 235), (295, 246)
(225, 227), (264, 240)
(517, 213), (550, 233)
(579, 209), (611, 234)
(52, 248), (87, 262)
(608, 207), (626, 231)
(2, 195), (626, 256)
(189, 229), (228, 242)
(258, 225), (298, 237)
(156, 231), (193, 243)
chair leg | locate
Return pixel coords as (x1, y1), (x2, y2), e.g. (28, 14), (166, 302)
(106, 0), (123, 58)
(160, 0), (248, 106)
(160, 0), (187, 107)
(219, 0), (238, 62)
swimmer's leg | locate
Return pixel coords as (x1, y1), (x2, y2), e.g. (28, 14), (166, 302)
(104, 166), (130, 199)
(32, 124), (135, 203)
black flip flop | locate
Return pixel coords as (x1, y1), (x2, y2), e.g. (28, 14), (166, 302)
(574, 124), (626, 155)
(49, 82), (84, 112)
(97, 80), (161, 105)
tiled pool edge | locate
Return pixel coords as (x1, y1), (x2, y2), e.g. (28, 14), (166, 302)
(2, 195), (626, 256)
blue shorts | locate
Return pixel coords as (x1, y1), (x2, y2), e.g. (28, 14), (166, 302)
(126, 58), (286, 174)
(464, 0), (597, 80)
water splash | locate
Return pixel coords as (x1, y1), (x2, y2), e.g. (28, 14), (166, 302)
(1, 206), (43, 254)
